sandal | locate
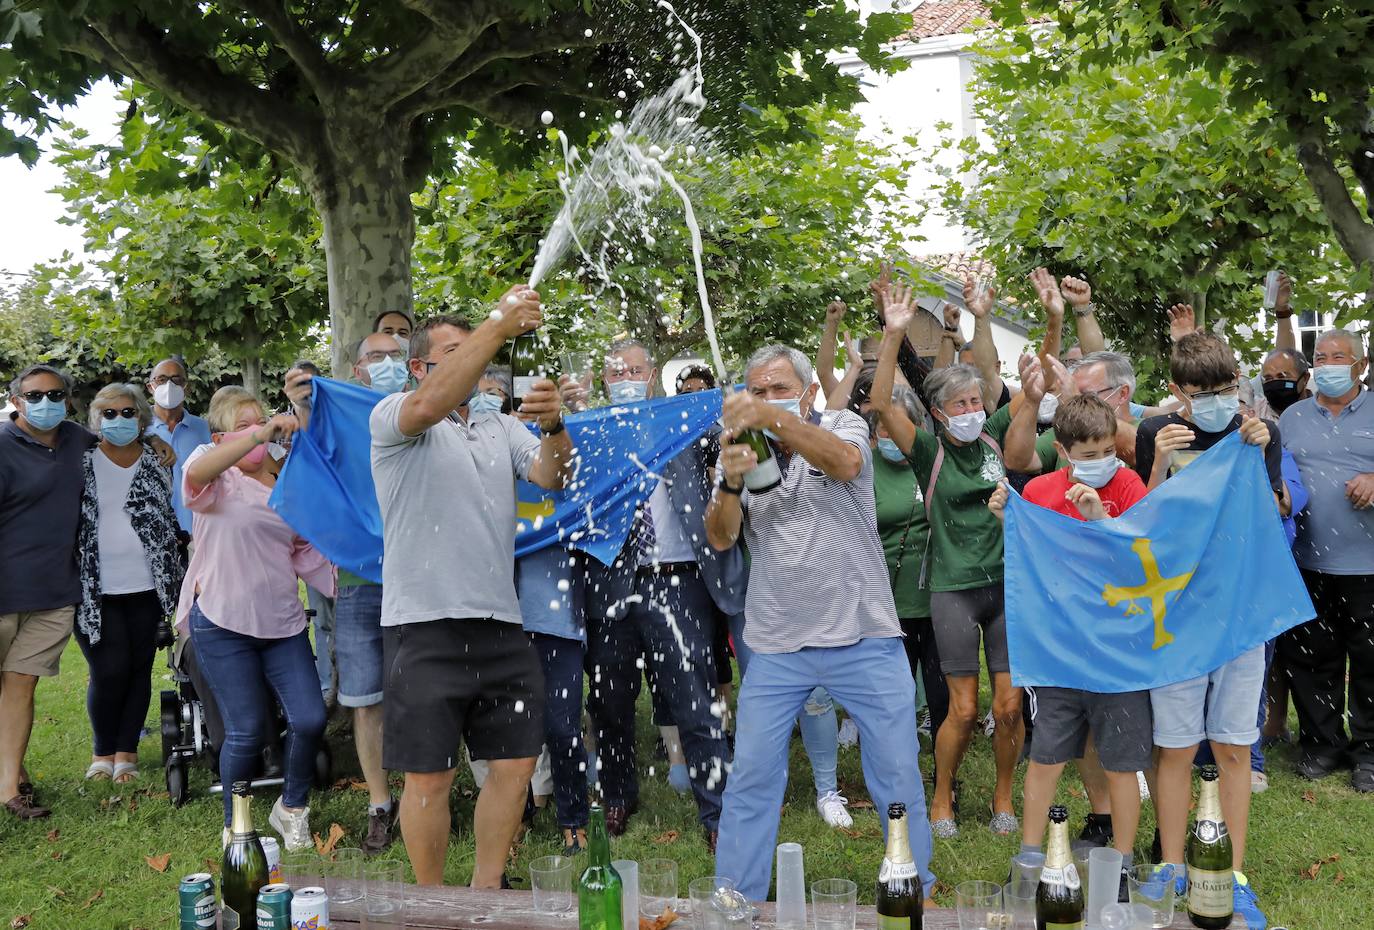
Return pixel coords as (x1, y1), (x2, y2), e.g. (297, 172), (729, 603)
(113, 762), (139, 783)
(85, 761), (115, 781)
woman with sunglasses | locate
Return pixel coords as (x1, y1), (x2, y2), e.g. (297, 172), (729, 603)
(74, 384), (184, 784)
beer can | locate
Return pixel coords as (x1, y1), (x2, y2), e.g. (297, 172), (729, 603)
(178, 872), (217, 930)
(256, 883), (293, 930)
(290, 886), (329, 930)
(260, 835), (283, 884)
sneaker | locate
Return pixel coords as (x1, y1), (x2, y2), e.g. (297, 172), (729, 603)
(363, 799), (397, 856)
(1353, 763), (1374, 793)
(1137, 771), (1151, 800)
(816, 791), (853, 829)
(917, 708), (932, 738)
(1078, 813), (1113, 848)
(269, 797), (314, 852)
(837, 719), (860, 748)
(982, 711), (996, 738)
(1232, 872), (1267, 930)
(667, 763), (692, 794)
(1296, 753), (1340, 781)
(1251, 770), (1270, 794)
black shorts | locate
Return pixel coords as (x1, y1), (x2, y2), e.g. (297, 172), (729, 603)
(1027, 686), (1153, 772)
(930, 582), (1008, 677)
(382, 618), (545, 773)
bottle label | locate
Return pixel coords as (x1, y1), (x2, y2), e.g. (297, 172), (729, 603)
(514, 375), (538, 398)
(1044, 922), (1084, 929)
(743, 454), (781, 490)
(877, 916), (912, 930)
(1188, 866), (1234, 919)
(878, 858), (918, 882)
(1194, 818), (1229, 843)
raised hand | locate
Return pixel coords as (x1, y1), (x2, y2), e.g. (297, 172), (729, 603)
(1017, 353), (1046, 404)
(1029, 267), (1064, 318)
(1060, 275), (1092, 309)
(883, 281), (916, 334)
(519, 378), (564, 430)
(557, 374), (590, 412)
(963, 274), (995, 319)
(493, 284), (542, 339)
(870, 259), (894, 306)
(1045, 355), (1075, 397)
(1167, 303), (1197, 343)
(1275, 272), (1293, 313)
(942, 300), (962, 333)
(825, 299), (848, 327)
(284, 368), (314, 409)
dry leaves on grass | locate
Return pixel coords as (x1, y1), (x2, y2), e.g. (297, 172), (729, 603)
(331, 777), (368, 792)
(45, 829), (59, 843)
(1302, 789), (1317, 804)
(82, 889), (104, 909)
(11, 916), (32, 929)
(652, 830), (680, 845)
(146, 853), (172, 873)
(848, 799), (875, 811)
(1302, 854), (1340, 879)
(639, 906), (679, 930)
(314, 823), (346, 856)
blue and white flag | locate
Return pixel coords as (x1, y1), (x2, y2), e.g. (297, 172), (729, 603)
(269, 377), (722, 582)
(1003, 432), (1314, 692)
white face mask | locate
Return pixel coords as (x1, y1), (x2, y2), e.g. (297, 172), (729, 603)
(153, 382), (185, 410)
(1037, 392), (1060, 424)
(942, 410), (987, 443)
(1070, 454), (1120, 489)
(607, 379), (649, 404)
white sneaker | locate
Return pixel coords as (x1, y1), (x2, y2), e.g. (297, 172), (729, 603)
(269, 796), (313, 852)
(222, 827), (231, 850)
(837, 719), (860, 748)
(1137, 771), (1151, 800)
(816, 791), (853, 829)
(982, 711), (996, 738)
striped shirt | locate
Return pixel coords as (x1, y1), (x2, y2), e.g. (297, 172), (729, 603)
(740, 408), (902, 654)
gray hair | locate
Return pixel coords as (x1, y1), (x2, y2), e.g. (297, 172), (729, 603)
(605, 338), (656, 370)
(924, 363), (983, 412)
(1262, 347), (1309, 376)
(354, 332), (405, 363)
(743, 344), (814, 388)
(892, 384), (927, 431)
(89, 382), (153, 432)
(1315, 328), (1366, 359)
(9, 363), (72, 400)
(1075, 351), (1137, 395)
(482, 365), (512, 397)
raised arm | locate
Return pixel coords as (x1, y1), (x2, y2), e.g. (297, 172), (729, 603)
(870, 283), (920, 454)
(1061, 275), (1104, 354)
(817, 300), (847, 398)
(962, 275), (1004, 411)
(1273, 273), (1296, 352)
(1003, 355), (1046, 473)
(721, 389), (861, 483)
(934, 301), (962, 370)
(185, 414), (298, 491)
(1030, 268), (1065, 391)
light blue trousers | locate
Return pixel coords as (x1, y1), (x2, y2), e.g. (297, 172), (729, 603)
(715, 636), (935, 901)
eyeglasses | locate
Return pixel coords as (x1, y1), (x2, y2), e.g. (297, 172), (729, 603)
(21, 389), (68, 403)
(1091, 384), (1123, 399)
(99, 407), (139, 420)
(1185, 383), (1240, 401)
(362, 351), (404, 364)
(151, 375), (187, 387)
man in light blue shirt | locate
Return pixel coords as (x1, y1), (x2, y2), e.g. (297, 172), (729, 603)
(144, 358), (211, 546)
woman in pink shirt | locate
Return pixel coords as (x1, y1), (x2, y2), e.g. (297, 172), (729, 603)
(177, 386), (335, 850)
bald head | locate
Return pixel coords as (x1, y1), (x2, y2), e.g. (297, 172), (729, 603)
(354, 333), (405, 385)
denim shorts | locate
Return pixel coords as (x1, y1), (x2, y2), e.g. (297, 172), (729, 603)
(334, 584), (384, 707)
(1150, 644), (1265, 748)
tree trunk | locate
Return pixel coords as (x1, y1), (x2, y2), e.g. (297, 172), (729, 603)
(240, 355), (263, 397)
(309, 126), (417, 377)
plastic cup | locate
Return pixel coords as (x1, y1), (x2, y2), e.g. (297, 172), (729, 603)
(1263, 269), (1281, 310)
(612, 860), (639, 930)
(774, 842), (807, 929)
(1002, 880), (1038, 929)
(1127, 864), (1177, 928)
(811, 878), (858, 930)
(956, 880), (1003, 930)
(364, 860), (406, 930)
(281, 850), (323, 890)
(1010, 851), (1045, 887)
(1087, 848), (1124, 929)
(1071, 849), (1091, 891)
(640, 858), (679, 922)
(689, 876), (736, 930)
(529, 854), (574, 915)
(328, 847), (364, 906)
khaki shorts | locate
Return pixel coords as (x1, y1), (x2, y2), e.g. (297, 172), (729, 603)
(0, 607), (76, 678)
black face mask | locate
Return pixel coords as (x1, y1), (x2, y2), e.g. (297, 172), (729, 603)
(1262, 378), (1303, 413)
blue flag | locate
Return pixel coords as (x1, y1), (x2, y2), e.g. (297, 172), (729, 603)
(1003, 432), (1314, 692)
(269, 377), (723, 582)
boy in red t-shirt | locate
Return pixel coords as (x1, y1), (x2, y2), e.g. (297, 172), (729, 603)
(989, 393), (1150, 883)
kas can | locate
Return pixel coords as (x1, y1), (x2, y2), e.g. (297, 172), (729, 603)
(256, 883), (293, 930)
(260, 835), (283, 884)
(290, 886), (329, 930)
(178, 873), (216, 930)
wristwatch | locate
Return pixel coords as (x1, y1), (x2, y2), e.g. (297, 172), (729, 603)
(716, 477), (743, 496)
(542, 418), (566, 436)
(1071, 302), (1097, 318)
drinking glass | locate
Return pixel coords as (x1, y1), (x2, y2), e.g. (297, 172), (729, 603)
(560, 350), (596, 407)
(688, 875), (737, 930)
(811, 878), (857, 930)
(529, 854), (575, 915)
(640, 858), (679, 923)
(1127, 864), (1177, 929)
(364, 860), (407, 930)
(1002, 880), (1038, 929)
(281, 850), (324, 891)
(956, 880), (1004, 930)
(1009, 851), (1045, 887)
(1071, 849), (1091, 891)
(328, 847), (364, 906)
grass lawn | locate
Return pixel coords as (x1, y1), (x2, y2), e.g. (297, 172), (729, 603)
(2, 638), (1369, 928)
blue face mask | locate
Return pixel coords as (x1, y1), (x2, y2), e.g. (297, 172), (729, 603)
(608, 379), (649, 404)
(1188, 393), (1239, 433)
(1069, 454), (1120, 489)
(876, 437), (906, 463)
(366, 357), (409, 395)
(468, 392), (505, 415)
(1312, 363), (1355, 398)
(22, 396), (66, 431)
(100, 416), (141, 447)
(763, 397), (802, 441)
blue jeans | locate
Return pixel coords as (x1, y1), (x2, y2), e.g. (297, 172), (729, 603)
(532, 633), (589, 830)
(333, 584), (384, 708)
(716, 637), (934, 901)
(729, 611), (839, 796)
(188, 602), (327, 824)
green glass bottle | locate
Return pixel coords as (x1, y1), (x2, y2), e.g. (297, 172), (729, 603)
(1036, 806), (1084, 930)
(221, 781), (269, 928)
(875, 802), (922, 929)
(578, 804), (623, 930)
(510, 330), (547, 410)
(1187, 766), (1234, 929)
(736, 429), (781, 492)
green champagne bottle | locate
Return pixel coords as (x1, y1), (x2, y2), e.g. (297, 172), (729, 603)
(1187, 766), (1234, 929)
(510, 330), (547, 410)
(578, 804), (623, 930)
(1036, 806), (1084, 930)
(875, 802), (922, 929)
(736, 428), (781, 492)
(220, 781), (269, 928)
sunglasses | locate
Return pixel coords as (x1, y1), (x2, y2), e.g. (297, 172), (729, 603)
(99, 407), (139, 420)
(22, 389), (68, 403)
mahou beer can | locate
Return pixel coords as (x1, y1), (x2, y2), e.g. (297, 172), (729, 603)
(256, 883), (293, 930)
(178, 873), (216, 930)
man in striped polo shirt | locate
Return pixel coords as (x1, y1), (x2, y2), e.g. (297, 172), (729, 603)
(706, 344), (935, 902)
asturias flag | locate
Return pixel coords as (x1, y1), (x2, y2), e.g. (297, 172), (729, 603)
(1003, 432), (1314, 692)
(269, 377), (723, 583)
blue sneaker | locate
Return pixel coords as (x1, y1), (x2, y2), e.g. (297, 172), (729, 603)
(1233, 872), (1266, 930)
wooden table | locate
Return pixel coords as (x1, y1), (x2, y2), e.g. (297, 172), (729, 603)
(327, 885), (1243, 928)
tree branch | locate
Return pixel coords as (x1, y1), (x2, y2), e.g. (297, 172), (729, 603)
(465, 88), (580, 131)
(362, 1), (504, 109)
(226, 0), (336, 98)
(1294, 122), (1374, 268)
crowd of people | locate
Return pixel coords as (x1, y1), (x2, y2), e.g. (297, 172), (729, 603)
(0, 268), (1371, 930)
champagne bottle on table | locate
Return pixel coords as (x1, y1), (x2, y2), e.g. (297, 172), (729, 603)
(876, 802), (922, 929)
(1036, 806), (1084, 930)
(510, 330), (547, 410)
(1187, 766), (1234, 929)
(220, 781), (269, 929)
(578, 804), (623, 930)
(736, 428), (782, 492)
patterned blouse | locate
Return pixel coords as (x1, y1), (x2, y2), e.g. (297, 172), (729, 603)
(76, 447), (184, 644)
